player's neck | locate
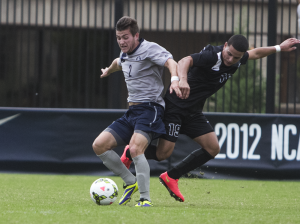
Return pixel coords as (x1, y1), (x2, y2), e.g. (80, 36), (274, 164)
(128, 38), (143, 55)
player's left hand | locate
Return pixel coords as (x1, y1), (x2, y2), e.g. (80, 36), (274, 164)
(279, 38), (300, 52)
(170, 80), (183, 99)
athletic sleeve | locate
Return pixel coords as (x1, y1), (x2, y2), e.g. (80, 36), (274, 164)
(146, 43), (173, 66)
(240, 52), (249, 65)
(190, 46), (216, 68)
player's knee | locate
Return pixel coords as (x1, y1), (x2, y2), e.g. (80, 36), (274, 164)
(92, 140), (109, 155)
(210, 145), (220, 157)
(128, 144), (142, 158)
(156, 146), (174, 161)
(93, 131), (117, 155)
(156, 151), (170, 161)
(92, 141), (101, 154)
(215, 145), (221, 155)
(204, 145), (220, 158)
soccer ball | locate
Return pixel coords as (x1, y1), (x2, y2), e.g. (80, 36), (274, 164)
(90, 178), (118, 205)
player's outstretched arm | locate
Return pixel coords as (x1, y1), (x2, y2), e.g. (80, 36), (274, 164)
(177, 56), (192, 99)
(248, 38), (300, 60)
(164, 58), (183, 99)
(100, 58), (122, 78)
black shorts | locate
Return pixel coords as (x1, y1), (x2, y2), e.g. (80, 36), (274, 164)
(161, 99), (214, 142)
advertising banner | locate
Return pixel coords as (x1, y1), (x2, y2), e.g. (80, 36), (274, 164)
(0, 107), (299, 179)
(186, 113), (300, 179)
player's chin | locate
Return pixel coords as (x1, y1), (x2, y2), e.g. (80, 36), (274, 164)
(120, 47), (128, 53)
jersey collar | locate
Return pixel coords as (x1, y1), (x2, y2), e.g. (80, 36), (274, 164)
(121, 38), (144, 62)
(128, 38), (144, 55)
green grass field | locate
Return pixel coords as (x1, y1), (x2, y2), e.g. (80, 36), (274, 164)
(1, 173), (299, 224)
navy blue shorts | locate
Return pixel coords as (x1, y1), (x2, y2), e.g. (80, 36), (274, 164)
(106, 102), (166, 145)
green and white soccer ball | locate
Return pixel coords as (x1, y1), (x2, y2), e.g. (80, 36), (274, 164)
(90, 178), (118, 205)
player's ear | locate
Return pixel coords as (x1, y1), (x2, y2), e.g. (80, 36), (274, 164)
(224, 42), (228, 49)
(135, 32), (139, 40)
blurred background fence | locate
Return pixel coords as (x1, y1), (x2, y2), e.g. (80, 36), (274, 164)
(0, 0), (299, 113)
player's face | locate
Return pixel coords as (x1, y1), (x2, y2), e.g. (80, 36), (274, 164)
(116, 28), (139, 54)
(222, 42), (245, 66)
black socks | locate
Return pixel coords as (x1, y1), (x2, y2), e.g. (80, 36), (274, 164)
(167, 148), (214, 180)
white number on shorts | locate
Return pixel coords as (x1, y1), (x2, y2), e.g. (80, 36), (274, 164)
(168, 123), (181, 137)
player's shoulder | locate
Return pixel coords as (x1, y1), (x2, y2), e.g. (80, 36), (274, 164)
(139, 39), (170, 59)
(192, 44), (222, 65)
(140, 39), (165, 50)
(201, 44), (223, 55)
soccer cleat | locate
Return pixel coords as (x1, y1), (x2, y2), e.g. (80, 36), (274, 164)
(119, 182), (138, 205)
(135, 198), (153, 207)
(159, 172), (185, 202)
(121, 145), (132, 169)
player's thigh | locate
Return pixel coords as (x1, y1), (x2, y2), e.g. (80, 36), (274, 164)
(157, 102), (182, 160)
(181, 112), (219, 156)
(193, 132), (220, 157)
(106, 115), (134, 145)
(92, 131), (118, 155)
(134, 102), (166, 138)
(156, 138), (176, 160)
(158, 119), (181, 160)
(161, 100), (183, 143)
(181, 112), (214, 138)
(93, 114), (134, 154)
(129, 132), (150, 158)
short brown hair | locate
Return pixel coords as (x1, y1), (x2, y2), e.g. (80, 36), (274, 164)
(116, 16), (139, 36)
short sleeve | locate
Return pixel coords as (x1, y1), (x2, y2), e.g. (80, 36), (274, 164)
(147, 43), (173, 66)
(117, 52), (125, 66)
(191, 49), (214, 67)
(240, 52), (249, 65)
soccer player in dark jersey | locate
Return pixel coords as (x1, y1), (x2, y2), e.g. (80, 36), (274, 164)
(120, 34), (300, 202)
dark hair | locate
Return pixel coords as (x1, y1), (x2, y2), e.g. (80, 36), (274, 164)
(116, 16), (139, 36)
(227, 34), (249, 52)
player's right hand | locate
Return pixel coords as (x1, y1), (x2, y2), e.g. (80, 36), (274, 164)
(170, 80), (183, 99)
(179, 80), (190, 99)
(100, 67), (110, 78)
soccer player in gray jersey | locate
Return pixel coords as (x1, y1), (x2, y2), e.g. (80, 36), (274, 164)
(92, 16), (182, 207)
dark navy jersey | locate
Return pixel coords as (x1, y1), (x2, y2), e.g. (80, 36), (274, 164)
(165, 44), (249, 112)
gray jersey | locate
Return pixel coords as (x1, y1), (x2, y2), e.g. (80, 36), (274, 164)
(117, 39), (173, 108)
